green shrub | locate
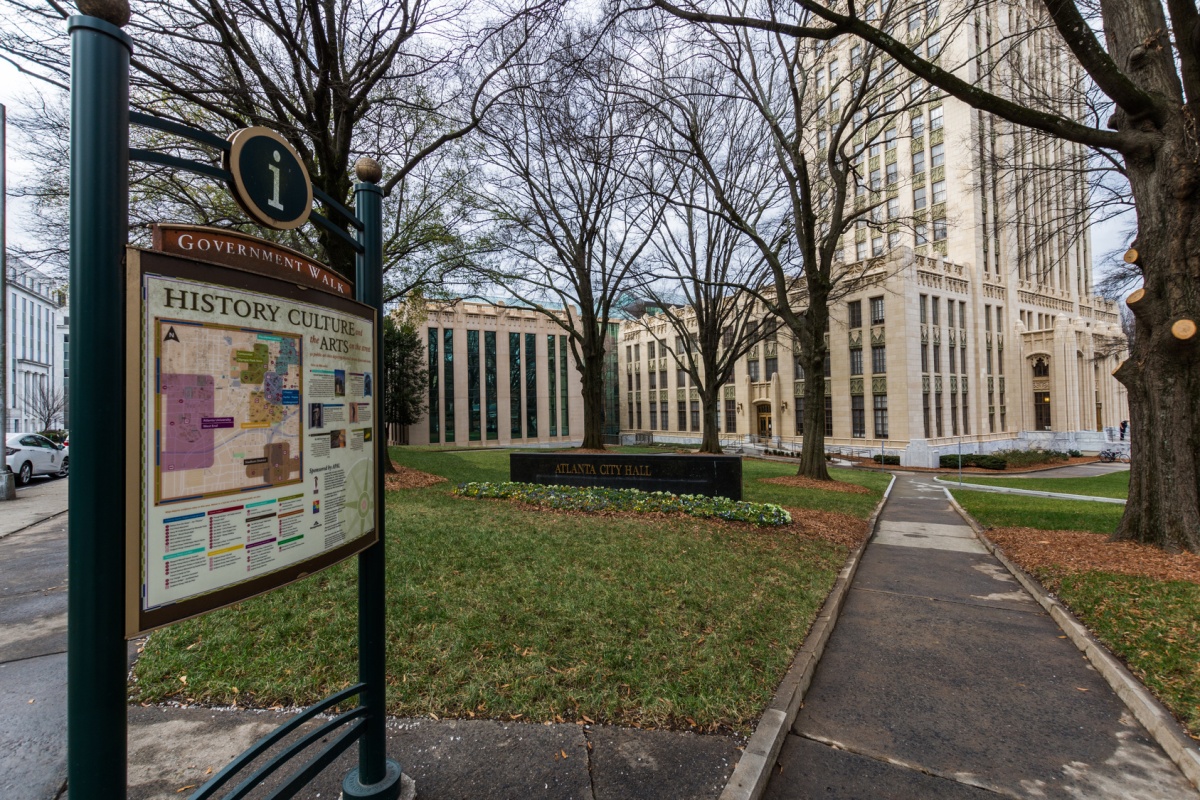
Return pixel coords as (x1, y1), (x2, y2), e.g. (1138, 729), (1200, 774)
(1069, 449), (1083, 458)
(939, 453), (1007, 470)
(454, 482), (793, 526)
(872, 454), (901, 465)
(994, 448), (1071, 468)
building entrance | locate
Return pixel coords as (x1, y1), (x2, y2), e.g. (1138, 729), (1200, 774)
(757, 411), (773, 437)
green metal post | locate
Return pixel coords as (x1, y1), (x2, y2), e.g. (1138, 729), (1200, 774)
(67, 13), (132, 799)
(343, 169), (404, 800)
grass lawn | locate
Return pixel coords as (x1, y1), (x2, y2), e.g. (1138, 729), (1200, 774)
(131, 448), (887, 733)
(948, 489), (1123, 535)
(1037, 570), (1200, 739)
(954, 471), (1129, 499)
(951, 485), (1200, 740)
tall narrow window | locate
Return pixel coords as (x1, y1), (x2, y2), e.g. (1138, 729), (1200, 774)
(547, 334), (557, 436)
(679, 401), (687, 431)
(509, 332), (522, 438)
(923, 393), (931, 438)
(560, 335), (569, 436)
(444, 329), (455, 442)
(935, 392), (944, 436)
(691, 401), (700, 431)
(950, 392), (959, 435)
(795, 396), (805, 435)
(873, 395), (889, 438)
(649, 400), (658, 430)
(428, 328), (440, 442)
(467, 330), (481, 441)
(872, 345), (887, 374)
(824, 396), (834, 436)
(848, 300), (862, 328)
(850, 348), (863, 375)
(852, 395), (866, 437)
(1034, 390), (1051, 429)
(870, 296), (885, 325)
(962, 393), (970, 434)
(484, 331), (498, 440)
(725, 397), (737, 432)
(525, 333), (537, 436)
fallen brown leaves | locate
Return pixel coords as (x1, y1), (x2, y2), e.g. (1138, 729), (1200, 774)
(987, 527), (1200, 585)
(759, 475), (871, 495)
(784, 509), (871, 549)
(384, 466), (447, 490)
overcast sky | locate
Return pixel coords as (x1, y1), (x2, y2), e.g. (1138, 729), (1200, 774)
(1, 55), (1135, 291)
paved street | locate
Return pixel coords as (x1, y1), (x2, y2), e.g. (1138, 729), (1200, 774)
(0, 476), (69, 800)
(763, 473), (1196, 800)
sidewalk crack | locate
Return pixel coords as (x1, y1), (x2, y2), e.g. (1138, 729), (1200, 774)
(796, 732), (1019, 798)
(582, 725), (597, 800)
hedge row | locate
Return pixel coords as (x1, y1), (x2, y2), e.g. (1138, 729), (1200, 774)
(939, 453), (1008, 470)
(453, 482), (792, 526)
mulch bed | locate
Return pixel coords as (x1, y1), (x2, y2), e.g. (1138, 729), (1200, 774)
(785, 508), (870, 549)
(759, 475), (872, 495)
(986, 527), (1200, 585)
(384, 465), (447, 490)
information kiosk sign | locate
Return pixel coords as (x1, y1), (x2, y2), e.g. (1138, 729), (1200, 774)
(125, 248), (378, 635)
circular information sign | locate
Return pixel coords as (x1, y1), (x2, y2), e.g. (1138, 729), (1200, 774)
(224, 127), (313, 230)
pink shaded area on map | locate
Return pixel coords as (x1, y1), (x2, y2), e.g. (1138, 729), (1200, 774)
(161, 373), (216, 471)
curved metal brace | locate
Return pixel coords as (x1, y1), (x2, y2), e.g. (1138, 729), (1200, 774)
(313, 186), (364, 231)
(130, 112), (231, 152)
(310, 208), (366, 254)
(129, 148), (232, 183)
(216, 707), (368, 800)
(190, 682), (365, 799)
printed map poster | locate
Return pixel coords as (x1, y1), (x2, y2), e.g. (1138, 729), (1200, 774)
(127, 249), (378, 635)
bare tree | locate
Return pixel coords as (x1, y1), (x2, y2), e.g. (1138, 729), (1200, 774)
(475, 19), (670, 449)
(629, 169), (774, 453)
(1, 0), (545, 285)
(23, 379), (66, 432)
(631, 4), (923, 478)
(644, 0), (1200, 550)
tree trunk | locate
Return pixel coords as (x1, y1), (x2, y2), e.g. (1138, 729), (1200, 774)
(700, 391), (722, 453)
(579, 350), (607, 450)
(1112, 144), (1200, 552)
(798, 353), (830, 481)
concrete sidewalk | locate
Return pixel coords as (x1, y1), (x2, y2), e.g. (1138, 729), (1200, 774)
(0, 475), (70, 540)
(761, 473), (1198, 800)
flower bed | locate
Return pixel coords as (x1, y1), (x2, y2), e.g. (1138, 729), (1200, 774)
(454, 481), (792, 526)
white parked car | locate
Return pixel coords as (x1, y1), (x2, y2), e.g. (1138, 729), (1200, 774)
(5, 433), (69, 485)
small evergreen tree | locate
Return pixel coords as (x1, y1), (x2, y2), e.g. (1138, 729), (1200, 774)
(384, 316), (429, 438)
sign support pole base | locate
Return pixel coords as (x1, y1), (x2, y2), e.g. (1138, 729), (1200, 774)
(0, 473), (15, 501)
(342, 763), (412, 800)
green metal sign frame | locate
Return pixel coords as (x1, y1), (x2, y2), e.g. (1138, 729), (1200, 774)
(68, 10), (403, 800)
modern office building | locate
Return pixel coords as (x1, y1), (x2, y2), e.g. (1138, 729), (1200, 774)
(401, 299), (586, 448)
(5, 267), (66, 433)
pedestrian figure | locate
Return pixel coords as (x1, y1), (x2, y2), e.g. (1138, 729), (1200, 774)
(1120, 420), (1128, 440)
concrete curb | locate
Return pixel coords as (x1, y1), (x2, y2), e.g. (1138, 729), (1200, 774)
(941, 487), (1200, 791)
(718, 474), (897, 800)
(932, 476), (1126, 504)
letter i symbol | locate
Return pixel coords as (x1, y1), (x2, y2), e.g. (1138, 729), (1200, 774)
(268, 150), (284, 211)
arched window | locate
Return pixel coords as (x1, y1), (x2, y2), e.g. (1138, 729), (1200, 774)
(1032, 357), (1049, 378)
